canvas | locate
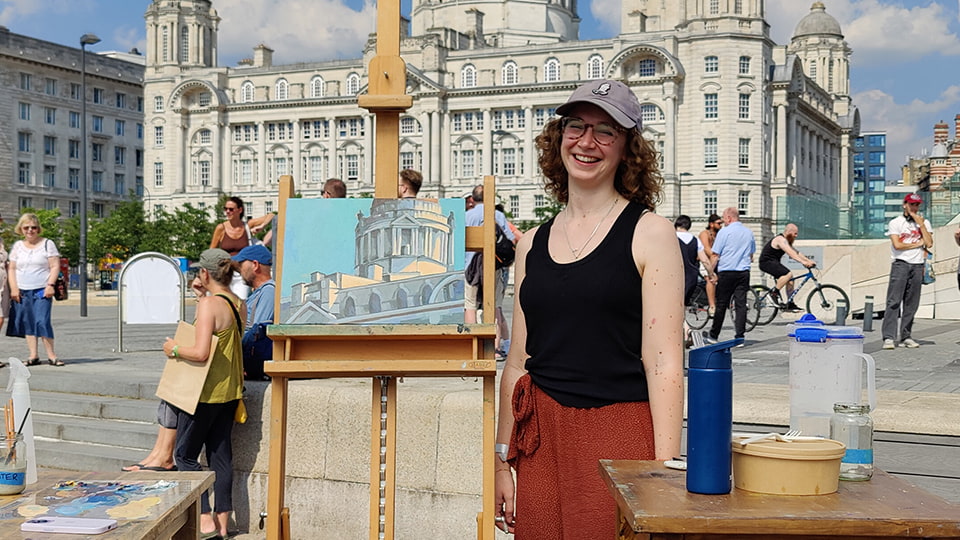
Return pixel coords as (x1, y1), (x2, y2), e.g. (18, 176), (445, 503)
(279, 198), (465, 325)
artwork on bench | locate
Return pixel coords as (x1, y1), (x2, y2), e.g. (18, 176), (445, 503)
(279, 198), (465, 325)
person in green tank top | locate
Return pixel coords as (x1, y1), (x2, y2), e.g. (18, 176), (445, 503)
(163, 248), (244, 539)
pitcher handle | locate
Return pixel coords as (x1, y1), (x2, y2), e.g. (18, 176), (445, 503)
(854, 352), (877, 412)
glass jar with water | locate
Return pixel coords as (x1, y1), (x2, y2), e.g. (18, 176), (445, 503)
(830, 402), (873, 481)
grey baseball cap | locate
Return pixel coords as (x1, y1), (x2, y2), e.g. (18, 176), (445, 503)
(555, 79), (643, 129)
(198, 248), (232, 272)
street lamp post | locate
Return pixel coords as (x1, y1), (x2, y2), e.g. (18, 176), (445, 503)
(79, 33), (100, 317)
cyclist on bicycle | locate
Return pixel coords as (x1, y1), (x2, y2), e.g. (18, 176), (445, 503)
(759, 224), (816, 311)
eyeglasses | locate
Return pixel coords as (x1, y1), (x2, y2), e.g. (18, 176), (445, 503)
(562, 117), (623, 146)
(223, 207), (238, 212)
(23, 225), (39, 231)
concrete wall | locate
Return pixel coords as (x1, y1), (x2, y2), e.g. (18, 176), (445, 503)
(230, 377), (507, 539)
(796, 221), (960, 320)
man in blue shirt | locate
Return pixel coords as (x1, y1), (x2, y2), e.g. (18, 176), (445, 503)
(464, 185), (515, 333)
(707, 207), (755, 343)
(232, 244), (275, 380)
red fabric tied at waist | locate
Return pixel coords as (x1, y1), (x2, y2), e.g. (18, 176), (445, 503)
(509, 374), (539, 461)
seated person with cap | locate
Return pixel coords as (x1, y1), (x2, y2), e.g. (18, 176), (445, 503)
(232, 245), (276, 380)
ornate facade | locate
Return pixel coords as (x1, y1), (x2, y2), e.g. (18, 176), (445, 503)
(143, 0), (858, 236)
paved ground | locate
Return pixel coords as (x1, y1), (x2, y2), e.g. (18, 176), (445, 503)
(2, 291), (958, 537)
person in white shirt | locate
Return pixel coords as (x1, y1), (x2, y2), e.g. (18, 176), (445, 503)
(881, 193), (933, 349)
(6, 213), (62, 365)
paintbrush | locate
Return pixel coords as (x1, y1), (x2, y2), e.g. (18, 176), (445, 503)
(4, 407), (29, 465)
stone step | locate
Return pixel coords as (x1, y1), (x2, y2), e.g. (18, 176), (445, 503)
(34, 437), (154, 473)
(30, 390), (158, 424)
(33, 412), (156, 450)
(24, 370), (159, 401)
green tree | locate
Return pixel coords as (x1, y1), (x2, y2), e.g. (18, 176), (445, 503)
(59, 216), (80, 264)
(159, 204), (216, 261)
(516, 198), (563, 232)
(87, 196), (148, 262)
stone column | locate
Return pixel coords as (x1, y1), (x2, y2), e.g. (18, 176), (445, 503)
(257, 120), (266, 188)
(776, 103), (787, 181)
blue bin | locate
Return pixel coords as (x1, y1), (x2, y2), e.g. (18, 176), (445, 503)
(177, 257), (190, 274)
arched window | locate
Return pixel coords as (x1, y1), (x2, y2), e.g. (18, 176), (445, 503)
(461, 64), (477, 88)
(501, 61), (518, 85)
(395, 289), (409, 309)
(640, 103), (664, 123)
(705, 56), (719, 73)
(346, 73), (361, 95)
(240, 81), (254, 103)
(179, 26), (189, 63)
(161, 27), (169, 62)
(587, 54), (604, 79)
(543, 58), (560, 82)
(310, 76), (324, 98)
(275, 78), (288, 100)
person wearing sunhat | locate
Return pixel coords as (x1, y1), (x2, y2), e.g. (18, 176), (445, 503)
(163, 248), (245, 539)
(492, 79), (683, 537)
(231, 244), (275, 380)
(882, 193), (933, 349)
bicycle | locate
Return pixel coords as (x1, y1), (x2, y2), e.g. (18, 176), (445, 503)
(751, 268), (850, 325)
(685, 278), (759, 332)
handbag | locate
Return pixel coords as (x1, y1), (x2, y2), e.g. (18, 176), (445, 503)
(234, 398), (247, 423)
(53, 272), (68, 301)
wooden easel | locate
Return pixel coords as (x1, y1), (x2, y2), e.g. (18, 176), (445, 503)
(265, 176), (499, 540)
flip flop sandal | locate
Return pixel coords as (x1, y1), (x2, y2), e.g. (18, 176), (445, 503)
(122, 463), (147, 472)
(47, 358), (65, 367)
(26, 358), (41, 366)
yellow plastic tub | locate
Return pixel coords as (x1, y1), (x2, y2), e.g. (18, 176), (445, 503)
(731, 437), (846, 495)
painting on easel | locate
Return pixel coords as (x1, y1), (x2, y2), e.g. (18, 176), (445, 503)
(279, 198), (465, 325)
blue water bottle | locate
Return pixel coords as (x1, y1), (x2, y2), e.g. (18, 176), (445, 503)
(686, 338), (741, 494)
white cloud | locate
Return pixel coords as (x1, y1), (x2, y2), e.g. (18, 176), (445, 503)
(854, 86), (960, 164)
(589, 0), (621, 36)
(768, 1), (960, 65)
(112, 25), (145, 55)
(217, 0), (377, 64)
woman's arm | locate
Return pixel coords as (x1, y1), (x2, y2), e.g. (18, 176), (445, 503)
(210, 222), (225, 249)
(44, 251), (60, 299)
(247, 213), (274, 231)
(634, 213), (684, 460)
(7, 257), (19, 302)
(493, 227), (535, 534)
(163, 296), (218, 363)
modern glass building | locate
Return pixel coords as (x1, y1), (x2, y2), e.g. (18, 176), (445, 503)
(852, 131), (888, 237)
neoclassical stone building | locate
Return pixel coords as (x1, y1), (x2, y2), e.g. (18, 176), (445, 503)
(0, 26), (145, 223)
(143, 0), (858, 234)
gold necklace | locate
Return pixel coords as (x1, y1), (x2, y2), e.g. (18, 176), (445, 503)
(563, 197), (619, 259)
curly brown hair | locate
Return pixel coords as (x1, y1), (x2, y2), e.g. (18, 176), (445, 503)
(536, 118), (663, 209)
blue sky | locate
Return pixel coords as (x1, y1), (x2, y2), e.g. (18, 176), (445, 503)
(3, 0), (958, 176)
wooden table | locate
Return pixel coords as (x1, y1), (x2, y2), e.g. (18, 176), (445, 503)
(600, 460), (960, 539)
(0, 469), (214, 539)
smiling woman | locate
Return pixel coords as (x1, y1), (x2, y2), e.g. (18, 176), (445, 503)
(493, 79), (684, 539)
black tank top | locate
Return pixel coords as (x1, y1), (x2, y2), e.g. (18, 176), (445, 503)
(520, 201), (649, 408)
(677, 233), (699, 294)
(759, 234), (786, 265)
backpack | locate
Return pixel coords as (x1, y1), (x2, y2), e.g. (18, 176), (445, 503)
(494, 224), (515, 269)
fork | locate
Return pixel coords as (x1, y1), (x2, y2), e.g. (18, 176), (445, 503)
(739, 429), (801, 446)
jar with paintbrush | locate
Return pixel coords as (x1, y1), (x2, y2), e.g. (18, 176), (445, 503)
(0, 400), (28, 495)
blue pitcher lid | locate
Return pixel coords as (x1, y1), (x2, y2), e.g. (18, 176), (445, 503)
(788, 314), (863, 341)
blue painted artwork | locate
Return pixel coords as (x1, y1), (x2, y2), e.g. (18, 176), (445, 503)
(279, 198), (465, 324)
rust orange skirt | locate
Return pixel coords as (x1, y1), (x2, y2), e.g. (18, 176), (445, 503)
(507, 374), (655, 540)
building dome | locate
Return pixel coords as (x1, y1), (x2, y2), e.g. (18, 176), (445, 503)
(793, 2), (843, 39)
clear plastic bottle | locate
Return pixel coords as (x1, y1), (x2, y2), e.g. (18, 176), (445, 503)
(830, 402), (873, 481)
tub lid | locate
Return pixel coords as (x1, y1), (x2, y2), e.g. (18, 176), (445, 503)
(731, 437), (846, 460)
